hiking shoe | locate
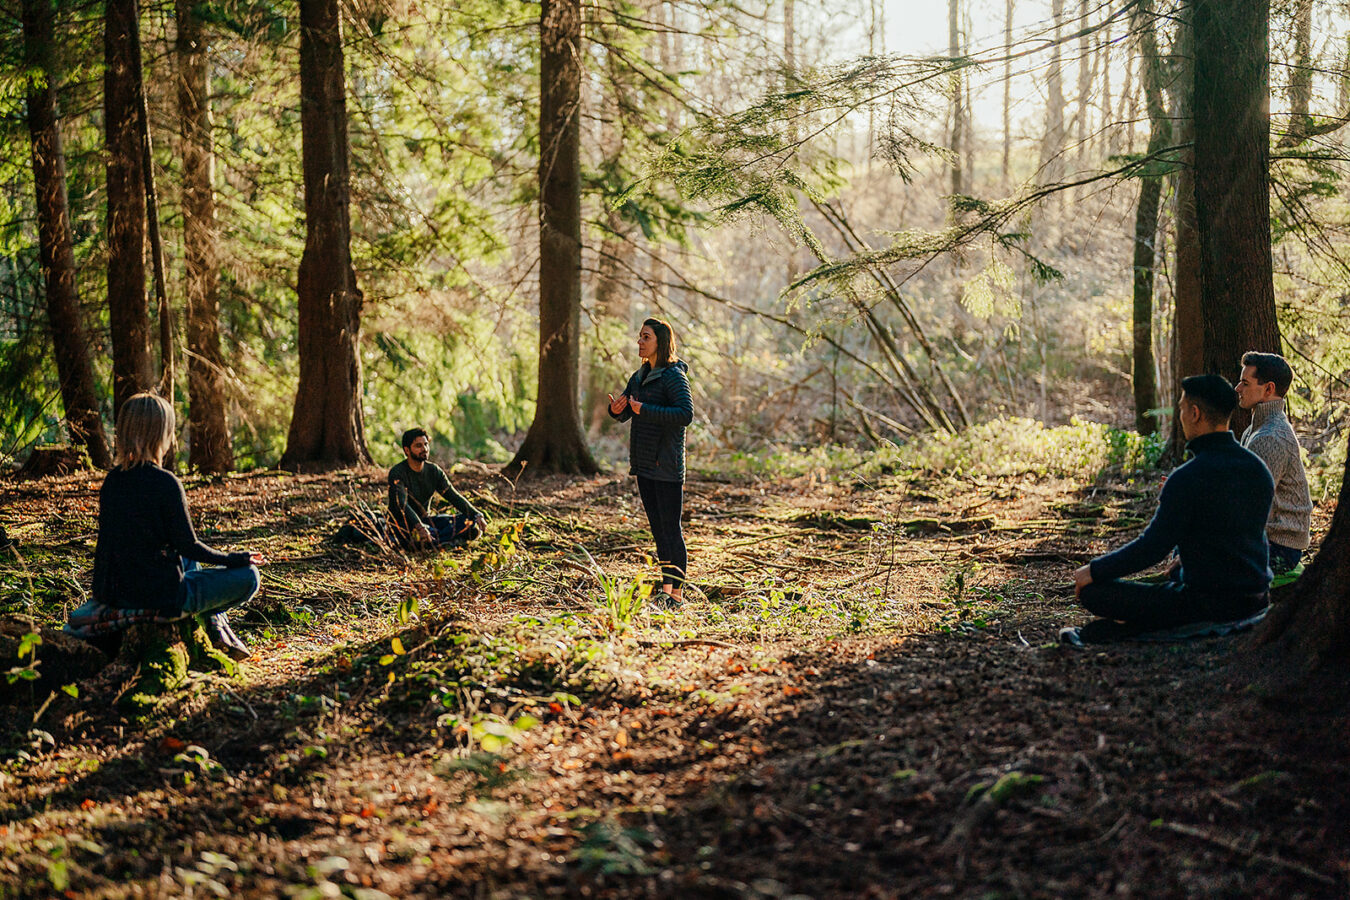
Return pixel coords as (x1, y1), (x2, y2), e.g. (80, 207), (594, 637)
(1059, 620), (1144, 646)
(1077, 618), (1147, 644)
(206, 613), (252, 661)
(648, 592), (679, 612)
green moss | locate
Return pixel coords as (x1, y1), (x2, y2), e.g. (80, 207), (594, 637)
(118, 630), (191, 716)
(177, 619), (239, 677)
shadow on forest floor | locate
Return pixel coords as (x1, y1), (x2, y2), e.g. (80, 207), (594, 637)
(0, 465), (1345, 898)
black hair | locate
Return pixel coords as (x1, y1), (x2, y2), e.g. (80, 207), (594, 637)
(642, 317), (678, 369)
(401, 427), (428, 449)
(1181, 374), (1238, 425)
(1240, 351), (1293, 397)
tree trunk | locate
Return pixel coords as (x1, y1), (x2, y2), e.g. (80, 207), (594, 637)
(588, 211), (632, 434)
(105, 0), (155, 416)
(1131, 0), (1168, 435)
(948, 0), (963, 198)
(1115, 47), (1135, 155)
(1039, 0), (1065, 186)
(1075, 0), (1090, 168)
(22, 0), (112, 468)
(505, 0), (599, 477)
(1099, 18), (1112, 156)
(176, 0), (232, 474)
(1193, 0), (1280, 436)
(1283, 0), (1314, 144)
(1034, 0), (1066, 236)
(279, 0), (371, 471)
(784, 0), (798, 283)
(587, 43), (633, 435)
(1167, 2), (1202, 460)
(130, 3), (174, 466)
(1002, 0), (1013, 187)
(1251, 431), (1350, 678)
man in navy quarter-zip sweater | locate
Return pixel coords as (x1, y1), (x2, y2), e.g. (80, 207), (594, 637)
(1068, 374), (1274, 643)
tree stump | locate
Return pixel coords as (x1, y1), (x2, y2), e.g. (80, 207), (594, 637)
(1, 611), (236, 716)
(0, 614), (110, 705)
(112, 619), (236, 716)
(14, 445), (93, 480)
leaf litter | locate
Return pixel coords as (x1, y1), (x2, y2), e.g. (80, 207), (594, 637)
(0, 464), (1345, 898)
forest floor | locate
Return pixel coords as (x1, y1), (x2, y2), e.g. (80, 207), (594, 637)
(0, 455), (1346, 899)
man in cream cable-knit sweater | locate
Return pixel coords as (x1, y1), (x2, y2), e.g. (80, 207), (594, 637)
(1235, 352), (1313, 574)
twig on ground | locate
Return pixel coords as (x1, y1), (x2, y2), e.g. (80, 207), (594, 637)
(1158, 821), (1339, 887)
(218, 683), (258, 721)
(1074, 752), (1109, 808)
(636, 638), (736, 650)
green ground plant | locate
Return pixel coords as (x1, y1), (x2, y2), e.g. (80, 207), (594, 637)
(696, 418), (1169, 484)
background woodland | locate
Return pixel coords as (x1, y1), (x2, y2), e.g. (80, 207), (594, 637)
(1, 0), (1346, 482)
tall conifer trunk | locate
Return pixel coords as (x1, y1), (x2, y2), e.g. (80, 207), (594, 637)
(279, 0), (370, 471)
(105, 0), (155, 416)
(505, 0), (599, 476)
(1193, 0), (1280, 436)
(1167, 3), (1202, 459)
(176, 0), (232, 473)
(1130, 0), (1168, 435)
(1252, 430), (1350, 679)
(22, 0), (112, 468)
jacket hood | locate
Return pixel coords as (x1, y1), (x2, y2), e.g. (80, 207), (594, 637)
(641, 359), (689, 383)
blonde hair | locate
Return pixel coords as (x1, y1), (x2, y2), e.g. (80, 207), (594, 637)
(114, 393), (174, 468)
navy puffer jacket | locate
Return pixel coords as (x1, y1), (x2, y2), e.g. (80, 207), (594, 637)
(610, 360), (693, 482)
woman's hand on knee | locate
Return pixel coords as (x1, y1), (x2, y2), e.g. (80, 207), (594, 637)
(1072, 564), (1093, 599)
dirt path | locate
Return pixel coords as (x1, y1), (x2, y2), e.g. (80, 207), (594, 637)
(0, 466), (1345, 898)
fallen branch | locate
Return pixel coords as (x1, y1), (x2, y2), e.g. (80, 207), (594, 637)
(636, 638), (736, 650)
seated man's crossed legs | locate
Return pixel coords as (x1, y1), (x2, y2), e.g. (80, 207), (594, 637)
(429, 514), (482, 545)
(1078, 578), (1268, 641)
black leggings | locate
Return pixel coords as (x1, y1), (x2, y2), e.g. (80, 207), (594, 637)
(1080, 579), (1269, 631)
(637, 476), (686, 588)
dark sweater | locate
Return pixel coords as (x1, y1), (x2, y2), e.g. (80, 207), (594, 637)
(92, 464), (250, 610)
(387, 460), (478, 531)
(1089, 431), (1274, 595)
(610, 360), (693, 483)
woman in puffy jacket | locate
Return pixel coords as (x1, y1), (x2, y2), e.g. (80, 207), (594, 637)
(608, 317), (693, 606)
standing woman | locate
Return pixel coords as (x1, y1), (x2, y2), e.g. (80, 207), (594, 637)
(91, 393), (264, 659)
(609, 318), (694, 604)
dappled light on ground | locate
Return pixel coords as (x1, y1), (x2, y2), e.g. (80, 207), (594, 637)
(1, 461), (1345, 897)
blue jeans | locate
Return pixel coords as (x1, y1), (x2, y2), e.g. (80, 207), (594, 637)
(179, 559), (261, 615)
(430, 514), (480, 545)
